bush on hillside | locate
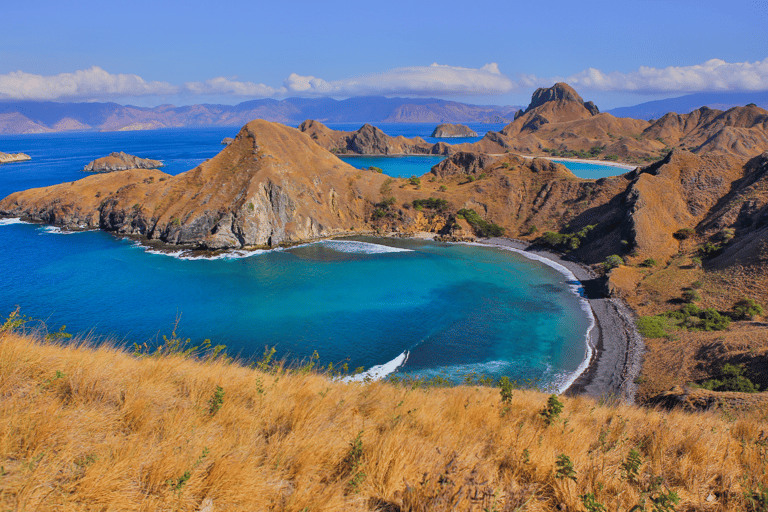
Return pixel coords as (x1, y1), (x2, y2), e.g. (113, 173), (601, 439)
(701, 363), (759, 393)
(732, 298), (764, 320)
(456, 208), (505, 238)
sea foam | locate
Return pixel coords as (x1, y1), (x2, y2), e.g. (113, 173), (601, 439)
(342, 351), (409, 382)
(0, 218), (27, 226)
(316, 240), (413, 254)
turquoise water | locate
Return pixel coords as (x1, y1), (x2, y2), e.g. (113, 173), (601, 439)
(551, 160), (629, 179)
(0, 127), (593, 389)
(339, 155), (447, 178)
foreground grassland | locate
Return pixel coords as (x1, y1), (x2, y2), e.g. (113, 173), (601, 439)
(1, 331), (768, 512)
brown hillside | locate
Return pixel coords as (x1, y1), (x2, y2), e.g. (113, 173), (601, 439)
(3, 330), (768, 511)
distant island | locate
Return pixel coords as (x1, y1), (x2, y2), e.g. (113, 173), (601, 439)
(82, 152), (163, 173)
(430, 123), (478, 138)
(0, 151), (31, 164)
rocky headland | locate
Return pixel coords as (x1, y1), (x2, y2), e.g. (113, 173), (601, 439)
(0, 151), (31, 164)
(82, 152), (164, 173)
(430, 123), (478, 138)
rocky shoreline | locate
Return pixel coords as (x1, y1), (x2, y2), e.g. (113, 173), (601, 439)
(477, 237), (644, 403)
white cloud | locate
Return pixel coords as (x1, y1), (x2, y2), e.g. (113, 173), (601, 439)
(182, 77), (285, 97)
(0, 66), (176, 100)
(565, 58), (768, 93)
(282, 63), (516, 96)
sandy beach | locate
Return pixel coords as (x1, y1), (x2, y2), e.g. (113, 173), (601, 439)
(478, 237), (644, 404)
(517, 154), (638, 171)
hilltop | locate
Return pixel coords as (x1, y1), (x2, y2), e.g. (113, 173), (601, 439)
(2, 328), (767, 511)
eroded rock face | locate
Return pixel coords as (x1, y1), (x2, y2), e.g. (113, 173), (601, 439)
(527, 83), (587, 111)
(430, 123), (478, 138)
(82, 152), (163, 173)
(0, 152), (31, 164)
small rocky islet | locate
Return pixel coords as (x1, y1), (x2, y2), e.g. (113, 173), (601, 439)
(0, 151), (31, 164)
(430, 123), (478, 138)
(82, 151), (163, 173)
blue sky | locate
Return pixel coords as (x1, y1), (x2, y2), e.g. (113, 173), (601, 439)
(1, 0), (766, 108)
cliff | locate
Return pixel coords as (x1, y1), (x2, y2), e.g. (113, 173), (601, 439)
(430, 123), (478, 138)
(0, 151), (31, 164)
(82, 152), (164, 172)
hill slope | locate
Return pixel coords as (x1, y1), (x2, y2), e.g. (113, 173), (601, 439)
(2, 329), (767, 511)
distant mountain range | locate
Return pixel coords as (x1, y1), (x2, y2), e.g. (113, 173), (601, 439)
(1, 90), (766, 135)
(606, 91), (768, 120)
(0, 97), (523, 134)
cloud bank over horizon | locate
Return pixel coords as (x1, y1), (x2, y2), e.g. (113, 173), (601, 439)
(1, 58), (767, 103)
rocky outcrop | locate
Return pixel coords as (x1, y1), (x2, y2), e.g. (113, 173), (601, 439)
(221, 137), (235, 145)
(430, 123), (478, 138)
(299, 121), (448, 155)
(0, 151), (31, 164)
(82, 152), (164, 173)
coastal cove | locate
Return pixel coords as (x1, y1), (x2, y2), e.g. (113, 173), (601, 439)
(0, 222), (593, 392)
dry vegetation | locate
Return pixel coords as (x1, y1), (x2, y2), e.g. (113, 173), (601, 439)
(2, 328), (768, 512)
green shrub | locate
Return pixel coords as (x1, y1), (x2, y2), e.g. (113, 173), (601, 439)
(732, 298), (764, 320)
(673, 228), (695, 240)
(605, 154), (620, 161)
(456, 208), (505, 238)
(701, 308), (730, 331)
(527, 225), (538, 235)
(682, 289), (701, 303)
(537, 225), (596, 251)
(603, 254), (624, 270)
(541, 394), (564, 426)
(698, 241), (722, 258)
(438, 185), (447, 192)
(412, 198), (448, 211)
(555, 453), (576, 481)
(368, 166), (383, 173)
(498, 376), (514, 405)
(639, 258), (657, 268)
(208, 386), (225, 415)
(701, 364), (759, 393)
(637, 316), (670, 338)
(409, 176), (421, 187)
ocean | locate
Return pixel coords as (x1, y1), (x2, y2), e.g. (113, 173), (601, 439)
(0, 124), (607, 389)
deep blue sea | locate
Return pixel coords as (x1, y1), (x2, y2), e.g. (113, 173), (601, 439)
(0, 125), (601, 390)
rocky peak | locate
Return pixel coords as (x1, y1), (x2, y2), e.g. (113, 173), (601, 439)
(527, 83), (584, 111)
(522, 83), (599, 117)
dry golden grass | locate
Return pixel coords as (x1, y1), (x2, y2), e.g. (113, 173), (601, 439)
(2, 330), (768, 511)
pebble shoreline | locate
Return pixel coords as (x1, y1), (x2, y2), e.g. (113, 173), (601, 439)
(478, 237), (645, 403)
